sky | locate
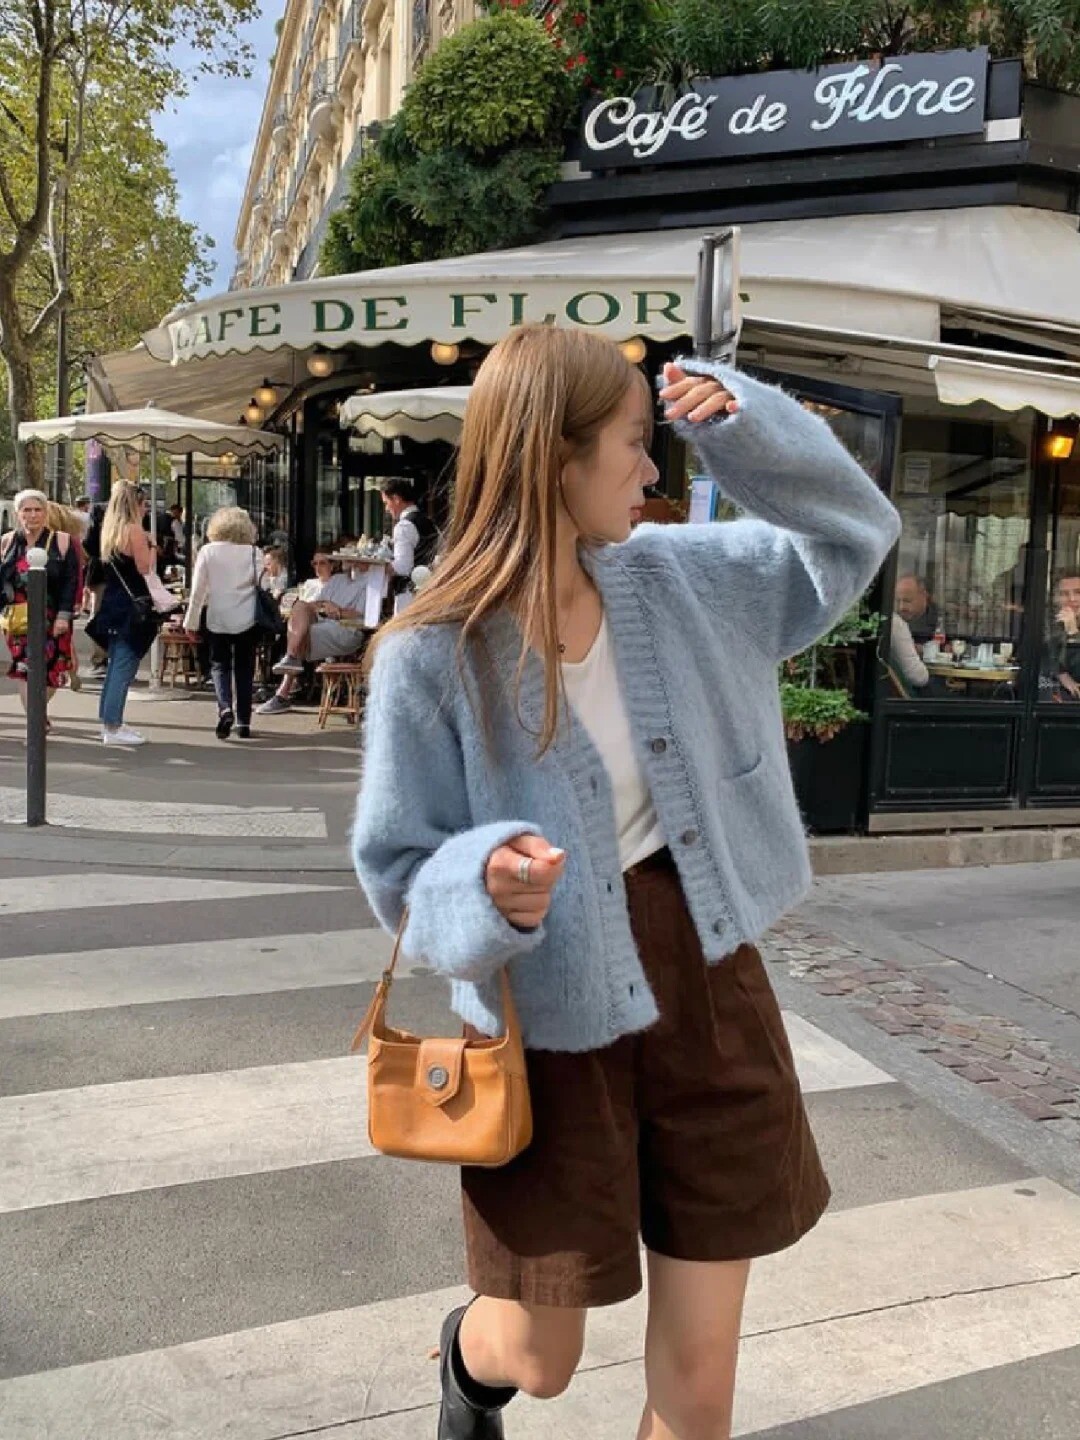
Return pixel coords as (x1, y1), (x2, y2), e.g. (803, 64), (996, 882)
(154, 7), (283, 298)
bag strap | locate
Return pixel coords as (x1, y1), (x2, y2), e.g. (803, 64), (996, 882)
(109, 556), (141, 603)
(349, 907), (519, 1053)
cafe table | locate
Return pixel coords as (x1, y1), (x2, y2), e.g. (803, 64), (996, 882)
(925, 660), (1021, 692)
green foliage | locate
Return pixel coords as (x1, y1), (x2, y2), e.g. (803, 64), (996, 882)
(396, 145), (565, 256)
(0, 0), (254, 486)
(668, 0), (1080, 89)
(402, 12), (573, 154)
(780, 684), (867, 743)
(322, 16), (569, 276)
(780, 598), (880, 739)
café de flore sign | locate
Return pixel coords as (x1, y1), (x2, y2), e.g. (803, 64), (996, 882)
(144, 257), (698, 366)
(578, 48), (990, 170)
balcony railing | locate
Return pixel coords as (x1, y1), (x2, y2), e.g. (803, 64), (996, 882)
(309, 59), (333, 108)
(293, 126), (369, 281)
(338, 1), (364, 71)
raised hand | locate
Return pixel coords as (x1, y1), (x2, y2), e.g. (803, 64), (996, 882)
(659, 362), (740, 425)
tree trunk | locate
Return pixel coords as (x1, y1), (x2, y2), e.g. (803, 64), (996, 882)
(0, 274), (44, 492)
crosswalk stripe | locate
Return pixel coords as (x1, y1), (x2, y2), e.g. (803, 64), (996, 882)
(1, 1179), (1077, 1438)
(0, 929), (395, 1018)
(0, 1015), (892, 1213)
(0, 786), (328, 838)
(0, 873), (344, 919)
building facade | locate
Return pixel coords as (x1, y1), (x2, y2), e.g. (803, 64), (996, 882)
(232, 0), (479, 292)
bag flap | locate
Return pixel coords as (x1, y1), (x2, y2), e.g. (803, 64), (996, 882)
(416, 1037), (466, 1107)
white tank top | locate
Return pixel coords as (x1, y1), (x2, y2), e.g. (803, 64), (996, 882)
(561, 615), (666, 871)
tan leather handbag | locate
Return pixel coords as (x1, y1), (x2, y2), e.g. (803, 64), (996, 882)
(350, 912), (533, 1167)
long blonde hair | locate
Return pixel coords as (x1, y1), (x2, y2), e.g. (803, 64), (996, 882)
(101, 481), (144, 561)
(366, 325), (652, 752)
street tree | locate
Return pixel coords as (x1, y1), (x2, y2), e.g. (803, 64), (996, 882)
(0, 0), (256, 489)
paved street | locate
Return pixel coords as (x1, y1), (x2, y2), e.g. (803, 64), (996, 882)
(2, 839), (1080, 1437)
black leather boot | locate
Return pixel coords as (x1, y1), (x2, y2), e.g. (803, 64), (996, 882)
(438, 1304), (516, 1439)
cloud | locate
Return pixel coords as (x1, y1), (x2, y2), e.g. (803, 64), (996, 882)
(156, 10), (281, 295)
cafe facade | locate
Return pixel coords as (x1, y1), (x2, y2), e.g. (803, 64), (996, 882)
(89, 45), (1080, 827)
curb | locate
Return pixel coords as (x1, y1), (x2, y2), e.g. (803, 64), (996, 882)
(810, 826), (1080, 875)
(0, 825), (352, 874)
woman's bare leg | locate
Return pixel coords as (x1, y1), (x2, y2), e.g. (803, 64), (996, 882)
(637, 1252), (751, 1440)
(458, 1296), (587, 1400)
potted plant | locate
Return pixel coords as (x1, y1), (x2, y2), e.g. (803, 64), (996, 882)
(781, 601), (880, 834)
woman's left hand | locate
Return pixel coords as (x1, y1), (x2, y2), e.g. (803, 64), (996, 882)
(52, 618), (69, 637)
(659, 362), (739, 424)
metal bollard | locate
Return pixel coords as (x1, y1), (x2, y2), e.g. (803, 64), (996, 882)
(25, 546), (48, 827)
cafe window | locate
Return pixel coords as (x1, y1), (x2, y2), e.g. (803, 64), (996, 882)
(1043, 455), (1080, 705)
(314, 430), (342, 547)
(884, 400), (1034, 702)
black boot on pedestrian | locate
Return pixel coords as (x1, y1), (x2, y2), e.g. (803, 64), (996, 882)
(438, 1303), (516, 1440)
(215, 708), (234, 739)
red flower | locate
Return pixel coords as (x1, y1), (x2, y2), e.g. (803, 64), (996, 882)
(613, 66), (625, 79)
(576, 52), (587, 64)
(572, 11), (586, 24)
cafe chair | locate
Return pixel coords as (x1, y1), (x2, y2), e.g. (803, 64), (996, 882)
(315, 656), (366, 728)
(160, 631), (199, 689)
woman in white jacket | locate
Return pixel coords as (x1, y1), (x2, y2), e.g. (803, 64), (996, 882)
(183, 507), (264, 739)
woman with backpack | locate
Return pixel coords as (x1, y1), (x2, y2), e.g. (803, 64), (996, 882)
(1, 489), (79, 731)
(352, 325), (900, 1440)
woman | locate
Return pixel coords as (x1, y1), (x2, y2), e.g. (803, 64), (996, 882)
(0, 489), (78, 728)
(94, 481), (155, 747)
(352, 327), (900, 1440)
(1046, 570), (1080, 701)
(183, 506), (263, 739)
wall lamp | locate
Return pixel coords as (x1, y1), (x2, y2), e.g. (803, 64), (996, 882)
(1045, 416), (1078, 462)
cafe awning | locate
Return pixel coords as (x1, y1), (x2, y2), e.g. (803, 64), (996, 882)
(930, 355), (1080, 416)
(339, 386), (470, 443)
(90, 204), (1080, 423)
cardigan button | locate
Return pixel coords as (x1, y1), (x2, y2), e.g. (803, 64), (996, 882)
(650, 738), (668, 754)
(680, 829), (699, 847)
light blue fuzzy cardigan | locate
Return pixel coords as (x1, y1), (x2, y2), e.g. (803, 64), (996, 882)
(352, 360), (901, 1052)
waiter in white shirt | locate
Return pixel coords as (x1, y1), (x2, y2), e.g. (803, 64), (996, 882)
(380, 480), (439, 595)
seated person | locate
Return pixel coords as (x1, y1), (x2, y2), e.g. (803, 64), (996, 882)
(1044, 571), (1080, 702)
(261, 545), (289, 600)
(297, 551), (338, 603)
(894, 573), (940, 643)
(257, 563), (368, 715)
(887, 612), (929, 695)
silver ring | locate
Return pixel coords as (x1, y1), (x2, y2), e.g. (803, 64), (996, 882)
(518, 856), (533, 886)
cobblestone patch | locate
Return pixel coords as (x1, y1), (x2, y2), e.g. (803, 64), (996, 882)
(765, 917), (1080, 1141)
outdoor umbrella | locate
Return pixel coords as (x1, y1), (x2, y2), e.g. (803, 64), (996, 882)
(19, 402), (284, 686)
(338, 387), (471, 446)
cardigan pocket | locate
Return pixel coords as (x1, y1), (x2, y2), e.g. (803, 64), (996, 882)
(719, 751), (764, 784)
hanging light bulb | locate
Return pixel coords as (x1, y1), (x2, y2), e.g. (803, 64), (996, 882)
(619, 337), (648, 365)
(255, 378), (278, 409)
(306, 347), (336, 378)
(245, 399), (264, 425)
(431, 341), (460, 366)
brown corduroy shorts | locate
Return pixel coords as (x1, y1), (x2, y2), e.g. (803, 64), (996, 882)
(461, 847), (831, 1309)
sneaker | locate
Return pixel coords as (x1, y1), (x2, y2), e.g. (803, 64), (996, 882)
(216, 708), (235, 740)
(256, 694), (291, 716)
(272, 654), (305, 675)
(102, 726), (147, 747)
(235, 724), (252, 739)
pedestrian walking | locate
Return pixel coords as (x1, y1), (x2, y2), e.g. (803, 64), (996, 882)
(0, 489), (79, 732)
(183, 507), (264, 739)
(91, 481), (158, 747)
(352, 325), (900, 1440)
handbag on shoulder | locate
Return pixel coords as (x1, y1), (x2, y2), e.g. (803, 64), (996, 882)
(251, 547), (285, 638)
(350, 910), (533, 1168)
